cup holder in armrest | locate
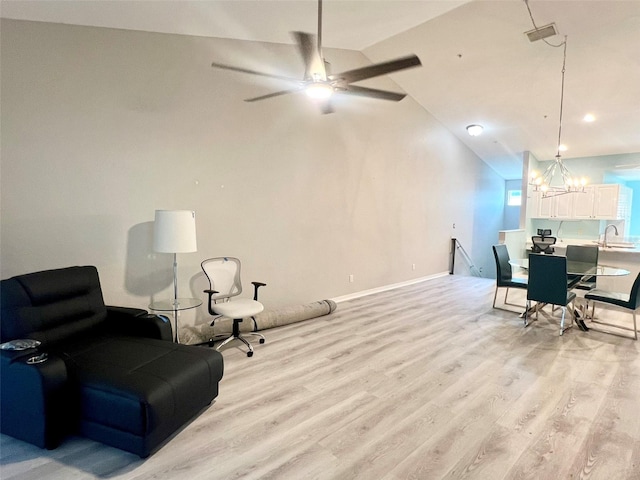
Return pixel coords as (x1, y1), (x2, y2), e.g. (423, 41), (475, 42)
(26, 353), (49, 364)
(0, 339), (41, 351)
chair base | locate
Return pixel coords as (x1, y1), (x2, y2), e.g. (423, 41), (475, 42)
(493, 286), (527, 312)
(202, 318), (265, 357)
(524, 300), (575, 336)
(587, 302), (638, 340)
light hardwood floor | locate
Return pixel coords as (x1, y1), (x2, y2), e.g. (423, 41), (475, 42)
(2, 275), (640, 480)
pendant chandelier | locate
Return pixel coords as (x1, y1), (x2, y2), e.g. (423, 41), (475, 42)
(528, 35), (587, 198)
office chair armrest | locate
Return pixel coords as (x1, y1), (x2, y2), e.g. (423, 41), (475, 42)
(251, 282), (267, 301)
(203, 289), (219, 316)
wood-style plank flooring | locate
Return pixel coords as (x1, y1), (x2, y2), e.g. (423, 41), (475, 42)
(2, 275), (640, 479)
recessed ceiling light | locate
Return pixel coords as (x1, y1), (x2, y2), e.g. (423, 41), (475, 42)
(466, 124), (483, 136)
(583, 113), (596, 122)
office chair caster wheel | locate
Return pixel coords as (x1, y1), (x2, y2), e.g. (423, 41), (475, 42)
(247, 351), (253, 357)
(259, 338), (265, 344)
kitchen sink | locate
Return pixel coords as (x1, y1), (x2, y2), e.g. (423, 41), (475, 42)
(585, 241), (637, 249)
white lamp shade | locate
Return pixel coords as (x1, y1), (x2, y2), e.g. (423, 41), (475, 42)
(153, 210), (197, 253)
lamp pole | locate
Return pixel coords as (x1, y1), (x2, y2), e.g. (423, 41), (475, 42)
(172, 252), (180, 342)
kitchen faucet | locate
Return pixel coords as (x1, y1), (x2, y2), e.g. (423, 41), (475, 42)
(603, 224), (619, 248)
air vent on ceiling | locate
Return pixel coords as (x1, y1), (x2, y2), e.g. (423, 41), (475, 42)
(525, 23), (558, 42)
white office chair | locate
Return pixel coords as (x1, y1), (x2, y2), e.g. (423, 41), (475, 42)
(201, 257), (266, 357)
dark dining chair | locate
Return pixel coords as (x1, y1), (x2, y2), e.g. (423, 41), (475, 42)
(584, 272), (640, 340)
(525, 253), (576, 335)
(491, 244), (527, 311)
(565, 244), (598, 291)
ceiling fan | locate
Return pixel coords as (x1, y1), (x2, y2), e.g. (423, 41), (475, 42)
(210, 0), (422, 114)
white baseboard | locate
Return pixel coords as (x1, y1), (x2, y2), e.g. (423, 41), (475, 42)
(331, 271), (450, 304)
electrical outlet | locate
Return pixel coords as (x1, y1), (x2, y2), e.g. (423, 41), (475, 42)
(412, 263), (416, 270)
(349, 274), (354, 283)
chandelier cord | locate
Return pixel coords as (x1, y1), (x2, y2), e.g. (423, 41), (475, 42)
(525, 3), (585, 197)
(556, 36), (568, 159)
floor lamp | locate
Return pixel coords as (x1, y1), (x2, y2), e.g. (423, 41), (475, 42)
(153, 210), (198, 343)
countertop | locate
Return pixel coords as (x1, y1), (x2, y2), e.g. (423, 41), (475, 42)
(528, 238), (640, 254)
(554, 238), (640, 254)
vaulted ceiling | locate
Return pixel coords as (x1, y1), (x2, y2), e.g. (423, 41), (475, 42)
(2, 0), (639, 180)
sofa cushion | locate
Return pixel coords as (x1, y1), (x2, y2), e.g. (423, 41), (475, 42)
(57, 335), (223, 456)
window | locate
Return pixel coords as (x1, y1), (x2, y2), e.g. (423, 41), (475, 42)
(507, 189), (522, 206)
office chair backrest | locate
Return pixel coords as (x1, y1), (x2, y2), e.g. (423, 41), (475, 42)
(531, 235), (556, 254)
(201, 257), (243, 302)
(492, 244), (513, 285)
(527, 254), (568, 306)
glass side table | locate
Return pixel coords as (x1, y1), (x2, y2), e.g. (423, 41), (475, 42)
(149, 298), (202, 343)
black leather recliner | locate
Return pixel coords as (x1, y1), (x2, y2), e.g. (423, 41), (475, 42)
(0, 266), (224, 457)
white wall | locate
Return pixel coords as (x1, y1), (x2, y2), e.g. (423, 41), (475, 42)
(0, 19), (503, 327)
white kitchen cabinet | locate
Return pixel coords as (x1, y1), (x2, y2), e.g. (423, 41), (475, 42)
(555, 192), (575, 218)
(594, 184), (624, 219)
(531, 189), (574, 219)
(573, 184), (631, 220)
(572, 186), (597, 219)
(531, 190), (550, 218)
(530, 184), (631, 220)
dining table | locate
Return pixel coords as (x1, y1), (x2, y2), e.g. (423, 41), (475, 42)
(508, 256), (630, 330)
(509, 258), (630, 278)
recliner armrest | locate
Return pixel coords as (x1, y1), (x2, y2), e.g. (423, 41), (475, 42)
(105, 306), (173, 341)
(0, 350), (70, 449)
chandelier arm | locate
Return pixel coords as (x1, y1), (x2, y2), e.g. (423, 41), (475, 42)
(559, 158), (571, 185)
(541, 161), (556, 185)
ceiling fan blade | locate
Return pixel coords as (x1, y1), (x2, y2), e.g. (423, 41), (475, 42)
(244, 88), (302, 102)
(337, 85), (407, 102)
(211, 61), (300, 83)
(292, 31), (326, 81)
(329, 55), (422, 84)
(292, 31), (315, 78)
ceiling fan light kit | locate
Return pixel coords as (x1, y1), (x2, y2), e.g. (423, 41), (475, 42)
(210, 0), (421, 114)
(305, 82), (333, 100)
